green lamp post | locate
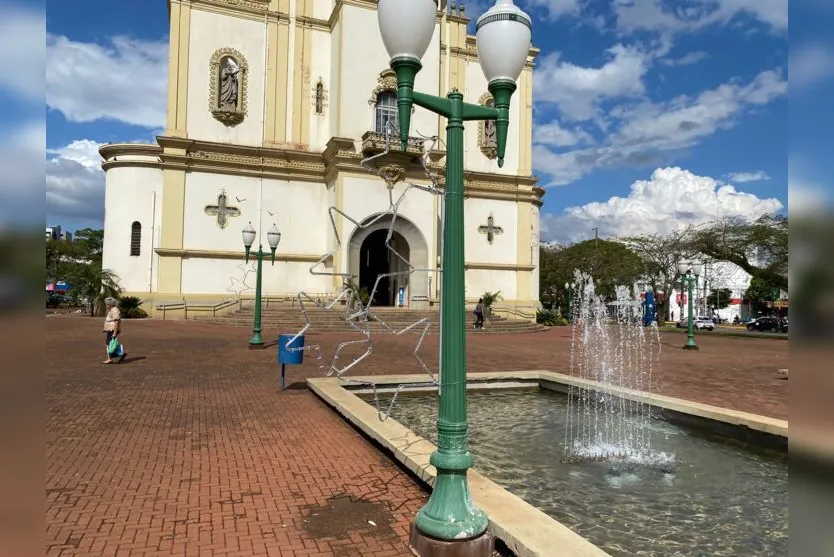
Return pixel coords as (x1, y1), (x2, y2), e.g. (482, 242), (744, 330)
(242, 221), (281, 349)
(678, 261), (702, 350)
(377, 0), (532, 549)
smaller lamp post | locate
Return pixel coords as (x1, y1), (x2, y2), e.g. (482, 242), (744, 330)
(677, 261), (702, 350)
(242, 222), (282, 349)
(565, 281), (575, 322)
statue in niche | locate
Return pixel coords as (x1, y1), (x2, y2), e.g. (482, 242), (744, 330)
(479, 95), (498, 159)
(218, 57), (241, 110)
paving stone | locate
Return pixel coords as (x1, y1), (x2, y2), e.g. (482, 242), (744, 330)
(46, 315), (786, 556)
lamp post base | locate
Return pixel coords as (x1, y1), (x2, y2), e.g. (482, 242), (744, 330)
(682, 344), (699, 350)
(409, 522), (494, 557)
(248, 340), (266, 350)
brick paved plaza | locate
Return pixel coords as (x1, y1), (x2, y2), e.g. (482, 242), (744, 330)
(46, 315), (787, 555)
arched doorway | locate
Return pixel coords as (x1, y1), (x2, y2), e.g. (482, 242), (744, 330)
(349, 213), (430, 307)
(359, 229), (410, 306)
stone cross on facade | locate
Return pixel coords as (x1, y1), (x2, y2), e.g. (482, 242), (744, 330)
(478, 214), (503, 245)
(205, 190), (241, 229)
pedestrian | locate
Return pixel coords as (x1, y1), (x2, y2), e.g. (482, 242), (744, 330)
(473, 298), (484, 330)
(102, 297), (126, 364)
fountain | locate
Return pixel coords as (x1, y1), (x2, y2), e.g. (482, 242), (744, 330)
(562, 271), (672, 469)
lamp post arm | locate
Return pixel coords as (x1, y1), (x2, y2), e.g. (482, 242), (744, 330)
(411, 90), (453, 118)
(461, 102), (498, 121)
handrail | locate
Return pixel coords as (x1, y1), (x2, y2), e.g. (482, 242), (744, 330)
(154, 298), (240, 320)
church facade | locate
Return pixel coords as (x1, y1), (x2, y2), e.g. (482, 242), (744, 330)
(100, 0), (543, 315)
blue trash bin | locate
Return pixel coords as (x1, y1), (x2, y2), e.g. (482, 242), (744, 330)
(277, 334), (304, 390)
(278, 334), (305, 365)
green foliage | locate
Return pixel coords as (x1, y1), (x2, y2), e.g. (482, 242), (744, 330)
(344, 277), (370, 308)
(688, 214), (787, 290)
(66, 265), (122, 316)
(536, 308), (568, 326)
(706, 287), (733, 310)
(118, 296), (148, 318)
(481, 290), (502, 309)
(744, 276), (781, 316)
(72, 228), (104, 260)
(540, 240), (645, 301)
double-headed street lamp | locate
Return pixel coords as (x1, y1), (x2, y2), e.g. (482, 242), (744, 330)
(377, 0), (531, 552)
(241, 221), (281, 348)
(677, 261), (702, 350)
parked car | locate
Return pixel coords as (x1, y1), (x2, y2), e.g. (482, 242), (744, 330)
(746, 316), (788, 333)
(675, 317), (715, 331)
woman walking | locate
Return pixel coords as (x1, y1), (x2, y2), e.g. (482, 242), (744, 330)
(102, 297), (126, 364)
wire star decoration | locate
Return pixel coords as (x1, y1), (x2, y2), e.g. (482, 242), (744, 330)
(226, 261), (257, 298)
(283, 121), (446, 420)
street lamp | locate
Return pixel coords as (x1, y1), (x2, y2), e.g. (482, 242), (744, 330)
(565, 281), (575, 322)
(677, 261), (702, 350)
(378, 0), (531, 551)
(242, 221), (281, 348)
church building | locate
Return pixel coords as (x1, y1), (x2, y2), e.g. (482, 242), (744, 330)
(100, 0), (543, 315)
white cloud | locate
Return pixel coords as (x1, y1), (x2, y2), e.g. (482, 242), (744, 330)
(46, 140), (106, 222)
(0, 7), (45, 102)
(525, 0), (582, 19)
(613, 0), (788, 35)
(540, 167), (784, 243)
(534, 69), (787, 186)
(533, 121), (594, 147)
(660, 50), (709, 66)
(533, 44), (649, 122)
(727, 171), (770, 183)
(789, 43), (834, 90)
(46, 34), (168, 128)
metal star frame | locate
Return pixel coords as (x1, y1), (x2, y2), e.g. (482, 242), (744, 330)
(285, 121), (446, 420)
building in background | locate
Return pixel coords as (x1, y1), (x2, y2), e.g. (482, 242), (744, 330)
(99, 0), (542, 316)
(46, 226), (72, 242)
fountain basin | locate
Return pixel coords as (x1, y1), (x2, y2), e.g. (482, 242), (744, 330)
(307, 371), (787, 557)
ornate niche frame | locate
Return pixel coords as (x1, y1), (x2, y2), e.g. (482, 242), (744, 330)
(312, 78), (329, 116)
(368, 69), (398, 104)
(477, 92), (498, 160)
(208, 47), (249, 127)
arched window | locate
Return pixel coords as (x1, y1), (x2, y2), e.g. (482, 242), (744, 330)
(130, 221), (141, 256)
(315, 81), (324, 114)
(375, 91), (398, 135)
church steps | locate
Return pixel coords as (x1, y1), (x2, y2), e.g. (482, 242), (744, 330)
(193, 319), (547, 334)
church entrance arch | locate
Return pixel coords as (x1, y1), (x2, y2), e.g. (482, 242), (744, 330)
(349, 213), (429, 307)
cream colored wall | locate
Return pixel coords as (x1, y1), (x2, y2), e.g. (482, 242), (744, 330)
(334, 4), (441, 141)
(186, 9), (268, 146)
(182, 172), (329, 254)
(101, 163), (163, 294)
(339, 175), (436, 266)
(180, 258), (331, 296)
(309, 29), (332, 151)
(466, 270), (518, 301)
(312, 0), (333, 21)
(464, 198), (518, 264)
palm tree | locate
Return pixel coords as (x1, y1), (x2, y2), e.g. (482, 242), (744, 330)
(69, 266), (122, 316)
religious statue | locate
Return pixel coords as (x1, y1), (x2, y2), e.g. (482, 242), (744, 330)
(218, 57), (241, 111)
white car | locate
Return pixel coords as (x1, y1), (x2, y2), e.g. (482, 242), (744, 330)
(694, 317), (715, 331)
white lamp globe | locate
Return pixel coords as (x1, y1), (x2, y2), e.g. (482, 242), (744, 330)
(677, 262), (688, 275)
(476, 0), (532, 84)
(242, 222), (256, 249)
(378, 0), (438, 62)
(692, 262), (703, 276)
(267, 224), (282, 250)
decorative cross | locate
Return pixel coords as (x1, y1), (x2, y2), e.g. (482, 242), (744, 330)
(478, 214), (504, 245)
(205, 190), (241, 229)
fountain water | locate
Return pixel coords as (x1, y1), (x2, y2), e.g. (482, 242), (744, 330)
(562, 271), (672, 468)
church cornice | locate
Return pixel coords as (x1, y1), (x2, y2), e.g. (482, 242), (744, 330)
(104, 136), (542, 204)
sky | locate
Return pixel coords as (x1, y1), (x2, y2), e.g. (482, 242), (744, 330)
(26, 0), (828, 242)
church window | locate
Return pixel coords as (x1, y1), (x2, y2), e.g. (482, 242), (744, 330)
(130, 221), (141, 256)
(315, 81), (324, 114)
(375, 91), (399, 135)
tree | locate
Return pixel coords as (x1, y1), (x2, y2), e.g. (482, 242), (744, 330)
(687, 214), (788, 291)
(72, 228), (104, 260)
(706, 288), (733, 310)
(743, 276), (781, 316)
(539, 239), (644, 301)
(620, 231), (698, 322)
(66, 265), (122, 316)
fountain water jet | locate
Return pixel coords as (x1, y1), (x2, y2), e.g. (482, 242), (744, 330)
(562, 271), (673, 469)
